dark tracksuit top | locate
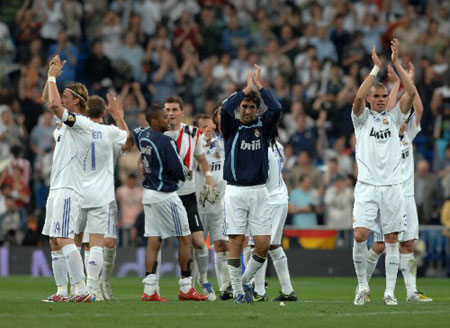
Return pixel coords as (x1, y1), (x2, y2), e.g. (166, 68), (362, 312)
(132, 127), (189, 192)
(221, 89), (282, 186)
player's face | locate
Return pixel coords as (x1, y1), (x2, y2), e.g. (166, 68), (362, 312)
(165, 102), (183, 129)
(198, 118), (215, 140)
(61, 89), (76, 111)
(239, 100), (257, 124)
(156, 110), (170, 132)
(368, 88), (388, 112)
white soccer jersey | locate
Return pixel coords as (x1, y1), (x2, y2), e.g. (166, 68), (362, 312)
(81, 123), (127, 208)
(165, 123), (205, 196)
(400, 114), (421, 196)
(194, 133), (226, 214)
(352, 103), (407, 186)
(266, 141), (289, 205)
(50, 114), (94, 195)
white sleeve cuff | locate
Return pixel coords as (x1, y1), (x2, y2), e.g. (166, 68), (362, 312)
(61, 109), (69, 122)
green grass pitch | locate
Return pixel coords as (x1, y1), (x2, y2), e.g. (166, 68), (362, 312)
(1, 276), (449, 328)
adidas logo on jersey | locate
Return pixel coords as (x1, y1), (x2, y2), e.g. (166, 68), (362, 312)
(369, 127), (392, 139)
(240, 139), (261, 151)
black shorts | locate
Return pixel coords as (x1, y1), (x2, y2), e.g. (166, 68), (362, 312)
(179, 193), (203, 233)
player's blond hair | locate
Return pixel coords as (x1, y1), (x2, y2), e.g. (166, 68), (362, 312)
(66, 82), (89, 114)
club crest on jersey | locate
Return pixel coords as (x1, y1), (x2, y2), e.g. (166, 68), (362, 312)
(214, 150), (221, 158)
(402, 140), (408, 146)
(382, 118), (388, 125)
(254, 128), (260, 137)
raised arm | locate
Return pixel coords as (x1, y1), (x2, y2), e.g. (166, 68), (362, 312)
(254, 64), (282, 128)
(352, 45), (381, 116)
(386, 65), (400, 110)
(106, 93), (133, 152)
(391, 39), (416, 114)
(407, 62), (423, 125)
(46, 55), (67, 119)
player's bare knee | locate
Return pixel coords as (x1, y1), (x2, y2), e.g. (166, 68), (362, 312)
(372, 242), (385, 254)
(214, 240), (228, 253)
(353, 228), (369, 243)
(269, 244), (281, 250)
(49, 238), (60, 251)
(103, 238), (116, 249)
(400, 240), (414, 253)
(384, 233), (398, 243)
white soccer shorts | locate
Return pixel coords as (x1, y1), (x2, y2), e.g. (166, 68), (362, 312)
(144, 196), (191, 239)
(77, 203), (109, 237)
(374, 195), (418, 242)
(224, 184), (271, 236)
(200, 211), (228, 243)
(248, 203), (288, 246)
(82, 201), (119, 243)
(353, 182), (405, 235)
(42, 188), (82, 239)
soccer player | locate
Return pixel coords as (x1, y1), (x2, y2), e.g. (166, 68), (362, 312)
(252, 135), (296, 302)
(135, 104), (207, 302)
(193, 113), (230, 301)
(164, 96), (217, 299)
(351, 39), (416, 306)
(78, 94), (132, 300)
(41, 55), (94, 302)
(221, 65), (282, 303)
(366, 63), (432, 302)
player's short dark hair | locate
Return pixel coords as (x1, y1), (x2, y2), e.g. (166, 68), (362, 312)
(66, 82), (88, 112)
(164, 96), (184, 110)
(87, 95), (105, 118)
(243, 91), (261, 108)
(371, 82), (388, 93)
(192, 113), (212, 128)
(145, 104), (164, 124)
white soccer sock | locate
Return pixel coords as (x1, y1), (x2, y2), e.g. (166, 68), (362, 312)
(142, 274), (159, 295)
(62, 244), (87, 294)
(269, 248), (294, 295)
(179, 276), (193, 293)
(101, 247), (116, 282)
(86, 246), (103, 292)
(366, 248), (382, 282)
(194, 245), (209, 284)
(353, 240), (369, 289)
(84, 250), (90, 275)
(51, 250), (68, 296)
(384, 242), (400, 297)
(215, 251), (230, 291)
(228, 259), (244, 296)
(254, 259), (267, 295)
(242, 253), (266, 285)
(400, 252), (417, 296)
(243, 246), (251, 267)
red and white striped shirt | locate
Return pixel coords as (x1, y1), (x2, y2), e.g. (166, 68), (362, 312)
(165, 123), (205, 196)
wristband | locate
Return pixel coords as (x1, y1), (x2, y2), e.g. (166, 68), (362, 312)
(205, 171), (212, 177)
(369, 65), (380, 77)
(48, 76), (56, 83)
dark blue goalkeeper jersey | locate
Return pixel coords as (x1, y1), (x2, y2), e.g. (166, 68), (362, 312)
(132, 127), (189, 192)
(221, 89), (281, 186)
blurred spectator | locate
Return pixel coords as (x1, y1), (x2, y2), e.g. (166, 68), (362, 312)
(222, 13), (251, 57)
(118, 147), (140, 185)
(30, 111), (55, 158)
(289, 114), (317, 157)
(261, 39), (293, 82)
(116, 173), (143, 246)
(47, 31), (79, 87)
(100, 11), (123, 61)
(311, 26), (338, 62)
(120, 82), (147, 131)
(84, 40), (114, 96)
(323, 174), (353, 229)
(36, 0), (63, 49)
(133, 0), (162, 37)
(83, 0), (108, 43)
(61, 0), (83, 43)
(289, 151), (322, 191)
(199, 6), (222, 59)
(288, 174), (321, 227)
(212, 53), (238, 85)
(148, 50), (183, 103)
(330, 15), (351, 64)
(0, 196), (22, 245)
(117, 32), (146, 82)
(0, 106), (27, 160)
(415, 160), (442, 224)
(174, 12), (203, 54)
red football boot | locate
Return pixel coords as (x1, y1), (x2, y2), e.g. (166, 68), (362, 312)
(141, 292), (169, 302)
(178, 288), (208, 301)
(42, 294), (69, 303)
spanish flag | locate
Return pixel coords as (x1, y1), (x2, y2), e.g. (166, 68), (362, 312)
(283, 230), (337, 250)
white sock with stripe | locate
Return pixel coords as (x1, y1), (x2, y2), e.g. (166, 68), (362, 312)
(366, 248), (382, 282)
(400, 252), (417, 296)
(86, 246), (103, 293)
(215, 251), (230, 291)
(253, 259), (267, 296)
(385, 242), (400, 297)
(101, 247), (116, 282)
(51, 250), (68, 296)
(242, 253), (266, 285)
(62, 244), (87, 295)
(353, 240), (369, 289)
(269, 247), (294, 295)
(194, 245), (209, 284)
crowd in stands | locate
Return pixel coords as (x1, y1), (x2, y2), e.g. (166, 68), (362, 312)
(0, 0), (449, 247)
